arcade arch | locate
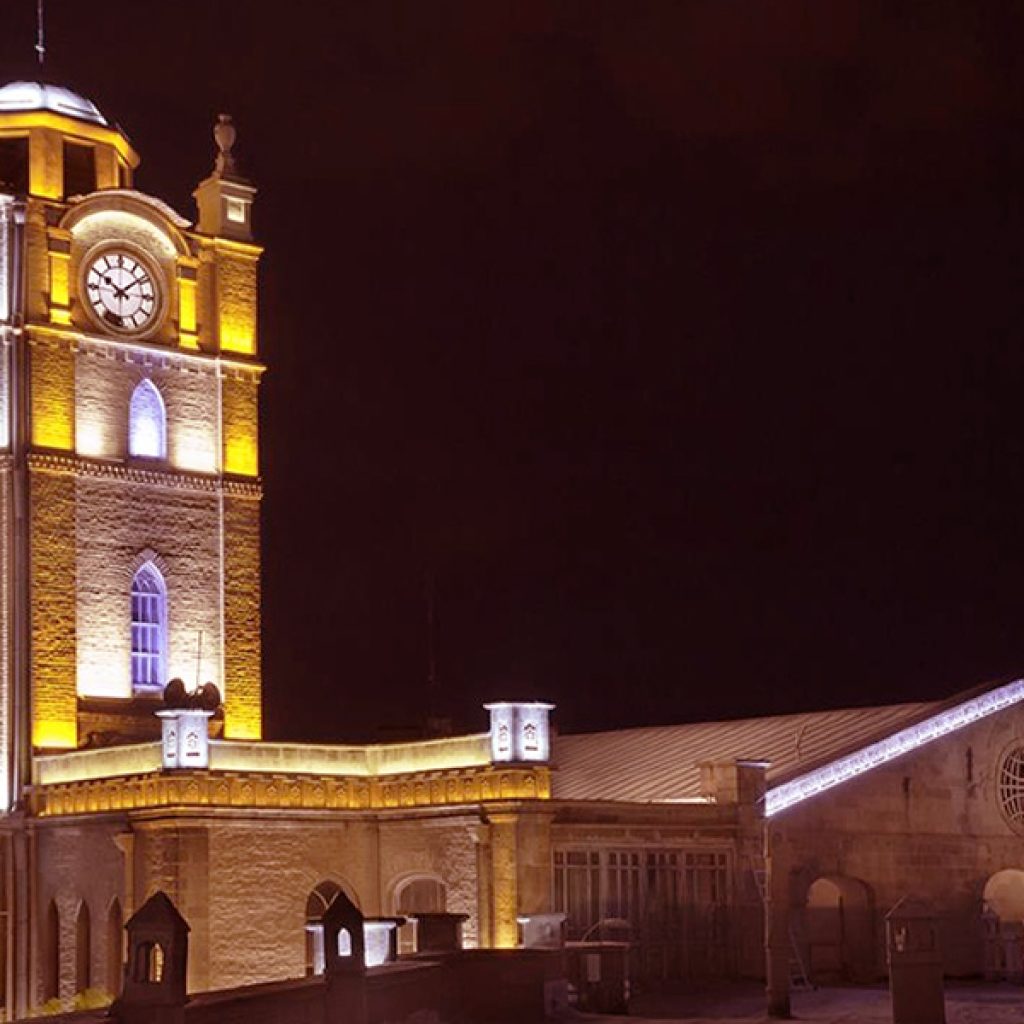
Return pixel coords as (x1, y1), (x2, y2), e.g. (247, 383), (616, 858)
(983, 869), (1024, 923)
(802, 875), (875, 983)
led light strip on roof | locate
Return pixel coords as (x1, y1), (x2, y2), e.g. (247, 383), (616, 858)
(765, 678), (1024, 817)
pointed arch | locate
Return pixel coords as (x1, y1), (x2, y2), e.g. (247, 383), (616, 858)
(131, 562), (167, 690)
(106, 898), (123, 997)
(128, 378), (166, 459)
(75, 901), (91, 993)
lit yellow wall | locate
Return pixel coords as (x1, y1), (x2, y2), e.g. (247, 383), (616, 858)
(47, 228), (72, 325)
(177, 260), (199, 349)
(30, 468), (77, 749)
(223, 494), (262, 739)
(490, 814), (519, 947)
(27, 126), (62, 200)
(29, 335), (74, 450)
(222, 373), (259, 476)
(200, 241), (260, 355)
(0, 111), (138, 200)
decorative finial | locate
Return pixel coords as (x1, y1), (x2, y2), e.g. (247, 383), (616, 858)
(213, 113), (237, 176)
(35, 0), (46, 65)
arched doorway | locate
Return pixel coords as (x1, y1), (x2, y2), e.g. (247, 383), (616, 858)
(305, 880), (359, 975)
(982, 869), (1024, 980)
(983, 869), (1024, 922)
(804, 876), (875, 983)
(393, 876), (446, 954)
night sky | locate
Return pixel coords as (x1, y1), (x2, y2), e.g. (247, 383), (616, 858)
(2, 3), (1023, 742)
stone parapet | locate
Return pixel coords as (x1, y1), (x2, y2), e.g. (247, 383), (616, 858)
(32, 763), (551, 818)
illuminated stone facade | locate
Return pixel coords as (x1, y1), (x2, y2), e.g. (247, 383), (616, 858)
(3, 78), (1024, 1023)
(0, 83), (264, 759)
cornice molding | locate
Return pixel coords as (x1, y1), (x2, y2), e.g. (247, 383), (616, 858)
(27, 452), (262, 499)
(24, 323), (265, 381)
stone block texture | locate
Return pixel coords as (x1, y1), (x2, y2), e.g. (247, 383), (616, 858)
(75, 475), (222, 700)
(30, 469), (76, 748)
(223, 494), (261, 738)
(29, 337), (74, 451)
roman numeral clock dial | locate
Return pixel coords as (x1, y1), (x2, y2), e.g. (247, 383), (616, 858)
(84, 251), (159, 333)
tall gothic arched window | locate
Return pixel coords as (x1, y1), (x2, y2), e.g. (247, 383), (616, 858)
(131, 563), (166, 691)
(128, 379), (166, 459)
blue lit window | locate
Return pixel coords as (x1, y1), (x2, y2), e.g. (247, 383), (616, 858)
(128, 379), (166, 459)
(131, 563), (166, 690)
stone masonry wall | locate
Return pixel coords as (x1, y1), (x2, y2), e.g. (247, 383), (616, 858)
(203, 817), (380, 989)
(29, 336), (74, 451)
(29, 469), (76, 748)
(75, 347), (219, 474)
(0, 474), (10, 804)
(221, 373), (259, 477)
(781, 703), (1024, 976)
(379, 814), (481, 948)
(35, 818), (127, 1008)
(75, 476), (222, 700)
(222, 493), (261, 739)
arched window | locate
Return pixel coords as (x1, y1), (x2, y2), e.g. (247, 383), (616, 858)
(131, 563), (167, 690)
(128, 379), (166, 459)
(132, 942), (163, 984)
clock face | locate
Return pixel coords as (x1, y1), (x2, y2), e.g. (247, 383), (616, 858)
(84, 250), (159, 333)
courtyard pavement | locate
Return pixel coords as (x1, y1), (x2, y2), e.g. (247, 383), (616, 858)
(567, 981), (1024, 1023)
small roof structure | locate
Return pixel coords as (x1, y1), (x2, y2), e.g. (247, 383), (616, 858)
(127, 890), (190, 936)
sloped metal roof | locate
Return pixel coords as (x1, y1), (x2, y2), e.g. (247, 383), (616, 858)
(551, 699), (938, 803)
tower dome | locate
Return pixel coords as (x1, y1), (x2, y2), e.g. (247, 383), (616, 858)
(0, 81), (108, 127)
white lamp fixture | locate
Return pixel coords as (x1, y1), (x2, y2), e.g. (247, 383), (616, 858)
(484, 701), (555, 763)
(157, 709), (213, 770)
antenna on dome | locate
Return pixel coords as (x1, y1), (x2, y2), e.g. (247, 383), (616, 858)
(35, 0), (46, 65)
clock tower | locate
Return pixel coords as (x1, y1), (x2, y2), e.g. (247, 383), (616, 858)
(0, 81), (264, 810)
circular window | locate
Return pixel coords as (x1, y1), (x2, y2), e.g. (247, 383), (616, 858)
(998, 747), (1024, 832)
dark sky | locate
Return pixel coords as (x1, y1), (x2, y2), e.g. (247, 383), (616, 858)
(3, 3), (1024, 741)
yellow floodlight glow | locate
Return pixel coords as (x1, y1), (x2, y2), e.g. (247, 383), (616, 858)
(178, 276), (198, 336)
(219, 318), (255, 355)
(32, 408), (74, 451)
(223, 713), (262, 742)
(224, 436), (258, 477)
(33, 719), (77, 750)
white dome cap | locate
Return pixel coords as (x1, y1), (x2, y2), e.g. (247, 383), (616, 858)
(0, 81), (108, 126)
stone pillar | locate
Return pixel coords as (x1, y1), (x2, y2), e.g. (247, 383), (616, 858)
(113, 833), (135, 920)
(472, 824), (493, 947)
(516, 809), (554, 917)
(765, 824), (792, 1019)
(489, 812), (519, 948)
(132, 822), (210, 993)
